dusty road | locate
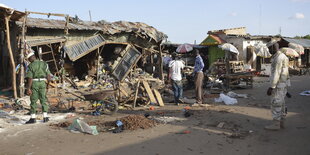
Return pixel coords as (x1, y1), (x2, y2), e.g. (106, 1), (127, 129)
(0, 76), (310, 155)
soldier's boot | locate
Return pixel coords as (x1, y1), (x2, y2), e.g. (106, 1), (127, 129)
(26, 118), (36, 124)
(264, 120), (281, 131)
(43, 117), (49, 123)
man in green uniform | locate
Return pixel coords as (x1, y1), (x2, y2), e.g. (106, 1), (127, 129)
(25, 52), (51, 124)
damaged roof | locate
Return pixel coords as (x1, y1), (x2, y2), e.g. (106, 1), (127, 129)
(18, 18), (102, 31)
(97, 21), (167, 43)
(283, 38), (310, 49)
(16, 18), (167, 44)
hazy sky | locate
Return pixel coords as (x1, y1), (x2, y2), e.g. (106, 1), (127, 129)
(1, 0), (309, 43)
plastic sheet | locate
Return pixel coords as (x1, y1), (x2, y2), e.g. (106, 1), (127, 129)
(68, 118), (98, 135)
(215, 93), (238, 105)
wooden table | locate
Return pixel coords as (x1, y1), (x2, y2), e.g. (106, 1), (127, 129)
(224, 73), (254, 90)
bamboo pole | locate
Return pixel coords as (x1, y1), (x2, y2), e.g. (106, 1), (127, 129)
(4, 14), (17, 99)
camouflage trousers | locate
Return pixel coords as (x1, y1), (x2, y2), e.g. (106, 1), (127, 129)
(271, 87), (287, 121)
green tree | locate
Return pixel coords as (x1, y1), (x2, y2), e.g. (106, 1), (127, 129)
(294, 35), (310, 39)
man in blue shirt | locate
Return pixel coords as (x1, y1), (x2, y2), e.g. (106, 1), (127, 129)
(193, 50), (205, 104)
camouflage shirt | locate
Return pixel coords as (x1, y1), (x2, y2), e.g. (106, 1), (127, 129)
(26, 60), (51, 79)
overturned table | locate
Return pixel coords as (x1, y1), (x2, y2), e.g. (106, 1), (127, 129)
(224, 72), (254, 90)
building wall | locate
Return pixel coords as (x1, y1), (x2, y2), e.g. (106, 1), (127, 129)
(224, 37), (244, 60)
(208, 45), (225, 67)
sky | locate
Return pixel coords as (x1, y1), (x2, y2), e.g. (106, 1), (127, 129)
(1, 0), (310, 43)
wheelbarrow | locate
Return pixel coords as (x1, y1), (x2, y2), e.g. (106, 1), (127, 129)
(82, 89), (118, 115)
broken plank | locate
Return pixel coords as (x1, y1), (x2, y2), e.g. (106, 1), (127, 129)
(153, 89), (164, 107)
(142, 81), (157, 104)
(120, 86), (129, 97)
(48, 82), (57, 88)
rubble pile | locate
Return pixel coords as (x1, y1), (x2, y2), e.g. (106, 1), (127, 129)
(120, 115), (157, 130)
(50, 114), (157, 132)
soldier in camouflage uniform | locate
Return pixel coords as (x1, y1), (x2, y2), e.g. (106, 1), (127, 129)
(265, 43), (290, 130)
(25, 52), (51, 124)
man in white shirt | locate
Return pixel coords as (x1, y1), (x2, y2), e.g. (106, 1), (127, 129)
(169, 53), (185, 105)
(265, 43), (290, 130)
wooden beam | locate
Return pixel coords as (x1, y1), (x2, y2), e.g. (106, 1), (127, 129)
(4, 14), (17, 99)
(153, 89), (164, 106)
(142, 80), (157, 104)
(133, 80), (141, 108)
(26, 11), (67, 17)
(49, 44), (59, 73)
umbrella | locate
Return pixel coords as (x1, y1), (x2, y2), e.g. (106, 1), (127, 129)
(288, 43), (304, 55)
(254, 43), (272, 58)
(176, 43), (193, 53)
(218, 43), (239, 54)
(280, 47), (299, 58)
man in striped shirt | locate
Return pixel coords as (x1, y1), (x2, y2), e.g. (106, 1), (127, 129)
(193, 50), (205, 104)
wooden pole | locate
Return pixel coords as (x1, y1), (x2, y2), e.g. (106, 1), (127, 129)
(19, 15), (27, 97)
(65, 15), (69, 35)
(96, 46), (104, 81)
(159, 44), (164, 80)
(4, 14), (17, 99)
(96, 48), (100, 81)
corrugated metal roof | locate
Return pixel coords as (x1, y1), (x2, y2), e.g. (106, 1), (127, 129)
(16, 18), (167, 44)
(21, 18), (102, 31)
(64, 34), (105, 61)
(283, 38), (310, 49)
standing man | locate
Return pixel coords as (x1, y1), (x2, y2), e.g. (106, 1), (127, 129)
(265, 43), (290, 130)
(193, 50), (205, 105)
(169, 53), (185, 106)
(25, 52), (51, 124)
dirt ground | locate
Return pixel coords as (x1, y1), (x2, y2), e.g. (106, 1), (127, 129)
(0, 76), (310, 155)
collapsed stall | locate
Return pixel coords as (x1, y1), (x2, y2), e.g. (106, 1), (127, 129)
(0, 8), (169, 111)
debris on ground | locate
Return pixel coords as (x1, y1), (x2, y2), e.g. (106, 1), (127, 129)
(50, 121), (72, 129)
(120, 115), (157, 130)
(300, 90), (310, 96)
(68, 118), (98, 135)
(176, 130), (191, 134)
(227, 91), (248, 98)
(225, 131), (252, 139)
(217, 122), (226, 128)
(152, 116), (187, 124)
(215, 93), (238, 105)
(52, 114), (158, 132)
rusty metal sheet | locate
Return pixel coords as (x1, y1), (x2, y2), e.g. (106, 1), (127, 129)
(64, 34), (105, 61)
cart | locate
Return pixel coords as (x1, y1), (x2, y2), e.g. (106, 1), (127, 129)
(83, 89), (118, 115)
